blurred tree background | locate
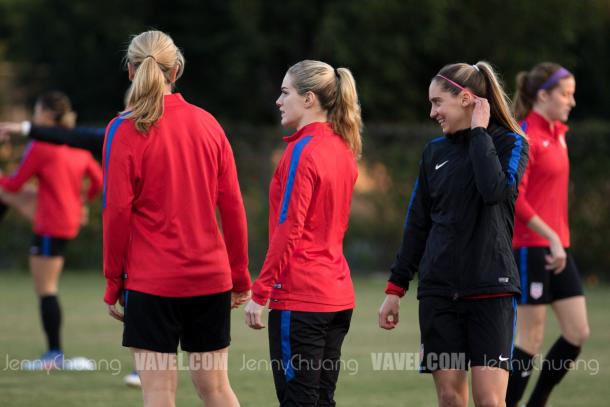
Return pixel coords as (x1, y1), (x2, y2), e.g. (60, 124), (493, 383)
(0, 0), (608, 282)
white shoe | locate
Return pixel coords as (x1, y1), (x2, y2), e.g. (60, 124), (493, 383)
(64, 356), (95, 371)
(124, 370), (141, 388)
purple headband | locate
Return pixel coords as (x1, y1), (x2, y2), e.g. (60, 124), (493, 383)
(539, 67), (571, 91)
(436, 74), (477, 96)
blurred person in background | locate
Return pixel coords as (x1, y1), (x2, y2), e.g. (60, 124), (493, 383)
(0, 91), (103, 369)
(506, 63), (590, 407)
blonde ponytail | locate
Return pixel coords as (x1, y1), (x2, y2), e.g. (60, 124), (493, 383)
(332, 67), (363, 157)
(124, 30), (185, 133)
(287, 60), (362, 158)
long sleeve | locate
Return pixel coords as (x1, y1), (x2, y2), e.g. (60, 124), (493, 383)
(102, 135), (135, 305)
(217, 135), (251, 292)
(251, 153), (317, 305)
(468, 127), (529, 205)
(85, 155), (103, 200)
(514, 142), (537, 223)
(388, 157), (432, 291)
(0, 142), (40, 192)
(29, 125), (105, 157)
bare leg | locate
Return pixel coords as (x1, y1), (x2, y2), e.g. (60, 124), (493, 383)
(189, 347), (239, 407)
(432, 369), (468, 407)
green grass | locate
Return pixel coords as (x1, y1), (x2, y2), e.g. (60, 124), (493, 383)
(0, 271), (608, 406)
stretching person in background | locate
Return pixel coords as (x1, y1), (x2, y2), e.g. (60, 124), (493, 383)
(0, 110), (141, 385)
(379, 62), (528, 407)
(506, 63), (590, 407)
(0, 91), (103, 369)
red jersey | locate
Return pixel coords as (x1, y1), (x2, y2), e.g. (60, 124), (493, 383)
(251, 122), (358, 312)
(0, 141), (102, 238)
(514, 111), (570, 247)
(102, 93), (250, 305)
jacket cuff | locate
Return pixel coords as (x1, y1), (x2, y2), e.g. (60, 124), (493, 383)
(385, 281), (407, 297)
(251, 291), (268, 306)
(232, 273), (252, 293)
(103, 278), (123, 305)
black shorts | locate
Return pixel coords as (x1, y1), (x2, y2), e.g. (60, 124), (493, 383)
(122, 289), (231, 353)
(30, 234), (69, 257)
(419, 296), (517, 373)
(514, 247), (584, 305)
(268, 309), (353, 406)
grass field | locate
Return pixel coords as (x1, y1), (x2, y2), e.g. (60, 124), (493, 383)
(0, 271), (608, 406)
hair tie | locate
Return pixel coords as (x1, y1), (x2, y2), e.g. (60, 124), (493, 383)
(472, 64), (480, 72)
(334, 67), (340, 79)
(144, 55), (157, 62)
(539, 67), (571, 91)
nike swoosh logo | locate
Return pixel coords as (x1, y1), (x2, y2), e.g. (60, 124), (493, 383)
(435, 160), (449, 170)
(499, 356), (509, 362)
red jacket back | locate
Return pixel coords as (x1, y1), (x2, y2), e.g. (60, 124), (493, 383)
(0, 141), (102, 238)
(102, 94), (250, 304)
(252, 122), (358, 312)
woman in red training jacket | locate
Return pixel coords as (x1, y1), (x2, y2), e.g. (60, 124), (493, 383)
(103, 30), (250, 407)
(245, 60), (362, 406)
(0, 91), (102, 368)
(506, 63), (590, 407)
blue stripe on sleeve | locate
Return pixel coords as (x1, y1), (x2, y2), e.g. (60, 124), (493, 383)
(403, 177), (419, 228)
(102, 115), (127, 209)
(506, 133), (524, 186)
(278, 136), (313, 224)
(280, 311), (295, 382)
(519, 247), (528, 304)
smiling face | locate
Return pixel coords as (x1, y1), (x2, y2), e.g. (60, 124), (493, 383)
(428, 80), (473, 134)
(536, 76), (576, 123)
(276, 73), (308, 129)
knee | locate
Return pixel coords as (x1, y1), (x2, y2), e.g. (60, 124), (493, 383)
(473, 395), (502, 407)
(565, 325), (590, 347)
(438, 388), (466, 407)
(518, 324), (545, 354)
(194, 380), (231, 401)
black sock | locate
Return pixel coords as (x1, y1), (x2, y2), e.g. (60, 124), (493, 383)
(40, 295), (62, 352)
(0, 203), (8, 222)
(527, 336), (581, 407)
(506, 347), (535, 406)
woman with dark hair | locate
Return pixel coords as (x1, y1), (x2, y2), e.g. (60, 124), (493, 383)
(506, 63), (589, 407)
(0, 91), (103, 369)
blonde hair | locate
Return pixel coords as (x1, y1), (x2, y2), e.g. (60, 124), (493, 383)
(513, 62), (570, 121)
(433, 61), (524, 136)
(287, 60), (363, 157)
(123, 30), (185, 133)
(36, 91), (76, 129)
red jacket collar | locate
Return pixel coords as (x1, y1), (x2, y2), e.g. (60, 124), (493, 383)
(283, 121), (332, 143)
(164, 93), (186, 107)
(527, 110), (569, 138)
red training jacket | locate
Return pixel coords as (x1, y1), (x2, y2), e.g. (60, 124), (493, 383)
(102, 93), (250, 305)
(0, 141), (102, 238)
(514, 111), (570, 248)
(252, 121), (358, 312)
